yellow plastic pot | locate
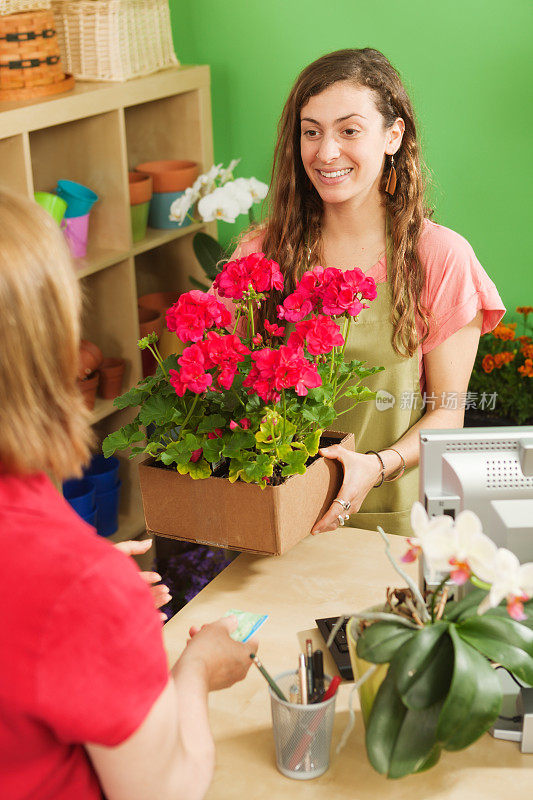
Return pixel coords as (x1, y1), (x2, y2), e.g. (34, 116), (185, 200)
(347, 616), (390, 726)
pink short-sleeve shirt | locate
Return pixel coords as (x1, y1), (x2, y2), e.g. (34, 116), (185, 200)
(217, 219), (505, 394)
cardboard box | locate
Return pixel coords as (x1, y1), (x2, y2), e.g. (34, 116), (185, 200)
(138, 431), (355, 555)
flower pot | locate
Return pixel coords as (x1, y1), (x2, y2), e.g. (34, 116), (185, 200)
(128, 171), (153, 205)
(62, 478), (96, 517)
(94, 480), (122, 537)
(78, 371), (99, 410)
(346, 614), (389, 726)
(138, 431), (355, 555)
(138, 306), (164, 376)
(34, 191), (68, 225)
(56, 179), (98, 218)
(78, 339), (104, 379)
(84, 453), (120, 494)
(148, 190), (193, 230)
(98, 357), (126, 399)
(130, 201), (150, 243)
(138, 291), (184, 360)
(135, 160), (199, 193)
(63, 213), (90, 258)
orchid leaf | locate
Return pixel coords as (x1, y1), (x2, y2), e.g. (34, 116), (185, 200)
(356, 620), (417, 664)
(443, 587), (488, 621)
(457, 616), (533, 684)
(436, 625), (501, 749)
(391, 622), (452, 710)
(365, 669), (443, 779)
(192, 231), (227, 280)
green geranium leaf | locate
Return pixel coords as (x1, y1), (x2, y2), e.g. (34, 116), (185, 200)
(341, 385), (376, 402)
(366, 669), (443, 779)
(356, 620), (417, 664)
(457, 615), (533, 684)
(223, 430), (256, 458)
(196, 414), (226, 434)
(139, 394), (175, 427)
(302, 404), (336, 427)
(243, 454), (274, 483)
(391, 622), (452, 710)
(280, 449), (308, 477)
(301, 429), (322, 457)
(102, 423), (144, 458)
(177, 458), (212, 479)
(202, 436), (224, 463)
(437, 625), (502, 750)
(113, 385), (148, 410)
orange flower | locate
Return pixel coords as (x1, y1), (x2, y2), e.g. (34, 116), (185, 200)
(482, 354), (495, 373)
(493, 324), (515, 341)
(518, 335), (532, 345)
(494, 353), (506, 368)
(508, 322), (517, 329)
(521, 344), (533, 360)
(518, 359), (533, 377)
(501, 350), (516, 364)
(517, 306), (533, 315)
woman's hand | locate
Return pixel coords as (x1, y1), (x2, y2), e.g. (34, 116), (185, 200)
(182, 615), (258, 691)
(311, 446), (382, 534)
(115, 539), (171, 621)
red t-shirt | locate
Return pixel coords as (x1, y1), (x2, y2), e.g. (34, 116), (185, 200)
(0, 470), (169, 800)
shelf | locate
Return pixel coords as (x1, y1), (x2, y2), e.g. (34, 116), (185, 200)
(132, 221), (206, 255)
(75, 246), (130, 279)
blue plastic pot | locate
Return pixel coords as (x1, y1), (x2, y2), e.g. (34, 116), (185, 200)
(84, 453), (120, 494)
(148, 190), (192, 230)
(80, 508), (98, 528)
(63, 478), (96, 517)
(95, 480), (121, 537)
(56, 179), (98, 218)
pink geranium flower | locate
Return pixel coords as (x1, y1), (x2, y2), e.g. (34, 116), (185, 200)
(166, 291), (231, 342)
(264, 319), (285, 337)
(291, 315), (345, 355)
(213, 252), (284, 299)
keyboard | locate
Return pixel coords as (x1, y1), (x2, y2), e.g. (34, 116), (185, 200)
(315, 616), (354, 681)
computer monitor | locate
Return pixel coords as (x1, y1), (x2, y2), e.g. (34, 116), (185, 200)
(419, 427), (533, 562)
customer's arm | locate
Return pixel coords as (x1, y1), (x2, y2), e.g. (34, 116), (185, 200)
(86, 617), (256, 800)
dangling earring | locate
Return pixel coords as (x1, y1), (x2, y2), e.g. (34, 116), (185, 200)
(385, 154), (397, 196)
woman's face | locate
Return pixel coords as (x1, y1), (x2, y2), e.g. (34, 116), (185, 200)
(300, 81), (404, 208)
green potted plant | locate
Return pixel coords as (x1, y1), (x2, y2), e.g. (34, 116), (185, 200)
(336, 502), (533, 778)
(102, 252), (382, 554)
(466, 307), (533, 426)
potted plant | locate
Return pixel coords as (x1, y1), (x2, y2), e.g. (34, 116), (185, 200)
(102, 252), (382, 554)
(336, 502), (533, 779)
(466, 307), (533, 426)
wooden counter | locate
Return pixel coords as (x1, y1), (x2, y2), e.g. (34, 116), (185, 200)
(162, 528), (533, 799)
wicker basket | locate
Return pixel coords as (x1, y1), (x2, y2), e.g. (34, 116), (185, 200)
(51, 0), (179, 82)
(0, 9), (74, 99)
(0, 1), (51, 13)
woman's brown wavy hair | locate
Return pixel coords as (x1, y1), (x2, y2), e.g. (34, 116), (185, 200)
(0, 191), (93, 479)
(252, 47), (434, 356)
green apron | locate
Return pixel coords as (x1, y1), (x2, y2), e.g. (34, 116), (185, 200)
(319, 223), (424, 536)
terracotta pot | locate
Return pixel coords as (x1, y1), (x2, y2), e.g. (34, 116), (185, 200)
(135, 160), (199, 193)
(138, 431), (354, 555)
(138, 292), (184, 361)
(78, 371), (99, 410)
(129, 172), (153, 206)
(78, 339), (104, 379)
(98, 357), (126, 399)
(138, 306), (164, 377)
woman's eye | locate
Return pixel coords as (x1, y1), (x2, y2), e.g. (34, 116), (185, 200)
(344, 128), (360, 136)
(302, 130), (319, 138)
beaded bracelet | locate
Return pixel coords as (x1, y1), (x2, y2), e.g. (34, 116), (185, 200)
(365, 450), (385, 487)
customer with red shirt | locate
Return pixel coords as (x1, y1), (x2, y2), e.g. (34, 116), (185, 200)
(0, 191), (257, 800)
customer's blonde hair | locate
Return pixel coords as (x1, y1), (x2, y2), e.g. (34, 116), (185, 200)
(0, 191), (93, 479)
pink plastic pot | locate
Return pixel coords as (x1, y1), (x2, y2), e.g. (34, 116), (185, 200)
(63, 213), (90, 259)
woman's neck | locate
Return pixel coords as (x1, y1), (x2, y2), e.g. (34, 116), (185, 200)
(320, 192), (387, 242)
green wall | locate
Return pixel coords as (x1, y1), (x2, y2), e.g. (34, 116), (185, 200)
(169, 0), (532, 317)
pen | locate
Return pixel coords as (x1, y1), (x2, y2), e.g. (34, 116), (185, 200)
(305, 638), (314, 699)
(288, 676), (342, 770)
(298, 652), (308, 704)
(311, 649), (324, 702)
(249, 654), (288, 702)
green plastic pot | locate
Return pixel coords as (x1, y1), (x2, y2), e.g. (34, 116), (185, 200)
(34, 191), (68, 225)
(130, 200), (150, 243)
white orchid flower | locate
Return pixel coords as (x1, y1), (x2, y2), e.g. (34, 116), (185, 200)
(193, 163), (223, 197)
(402, 501), (454, 573)
(219, 158), (241, 185)
(247, 176), (269, 201)
(197, 187), (240, 223)
(169, 187), (197, 224)
(476, 548), (533, 620)
(222, 179), (254, 214)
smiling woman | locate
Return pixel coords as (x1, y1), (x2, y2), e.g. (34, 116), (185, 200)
(212, 48), (505, 537)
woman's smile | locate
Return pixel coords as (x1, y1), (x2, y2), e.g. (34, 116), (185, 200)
(316, 166), (354, 184)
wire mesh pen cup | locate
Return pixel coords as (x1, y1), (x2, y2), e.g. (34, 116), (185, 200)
(269, 670), (337, 780)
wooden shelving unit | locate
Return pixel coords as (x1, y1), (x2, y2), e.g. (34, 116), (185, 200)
(0, 65), (216, 547)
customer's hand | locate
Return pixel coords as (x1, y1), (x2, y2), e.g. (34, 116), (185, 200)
(183, 615), (257, 691)
(115, 539), (171, 620)
(311, 446), (381, 534)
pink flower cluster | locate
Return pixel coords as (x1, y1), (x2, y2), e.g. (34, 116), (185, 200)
(169, 332), (250, 396)
(166, 291), (232, 343)
(288, 315), (344, 355)
(278, 266), (377, 322)
(243, 344), (321, 403)
(213, 252), (284, 300)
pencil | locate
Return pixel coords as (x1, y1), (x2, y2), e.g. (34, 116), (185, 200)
(250, 654), (288, 702)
